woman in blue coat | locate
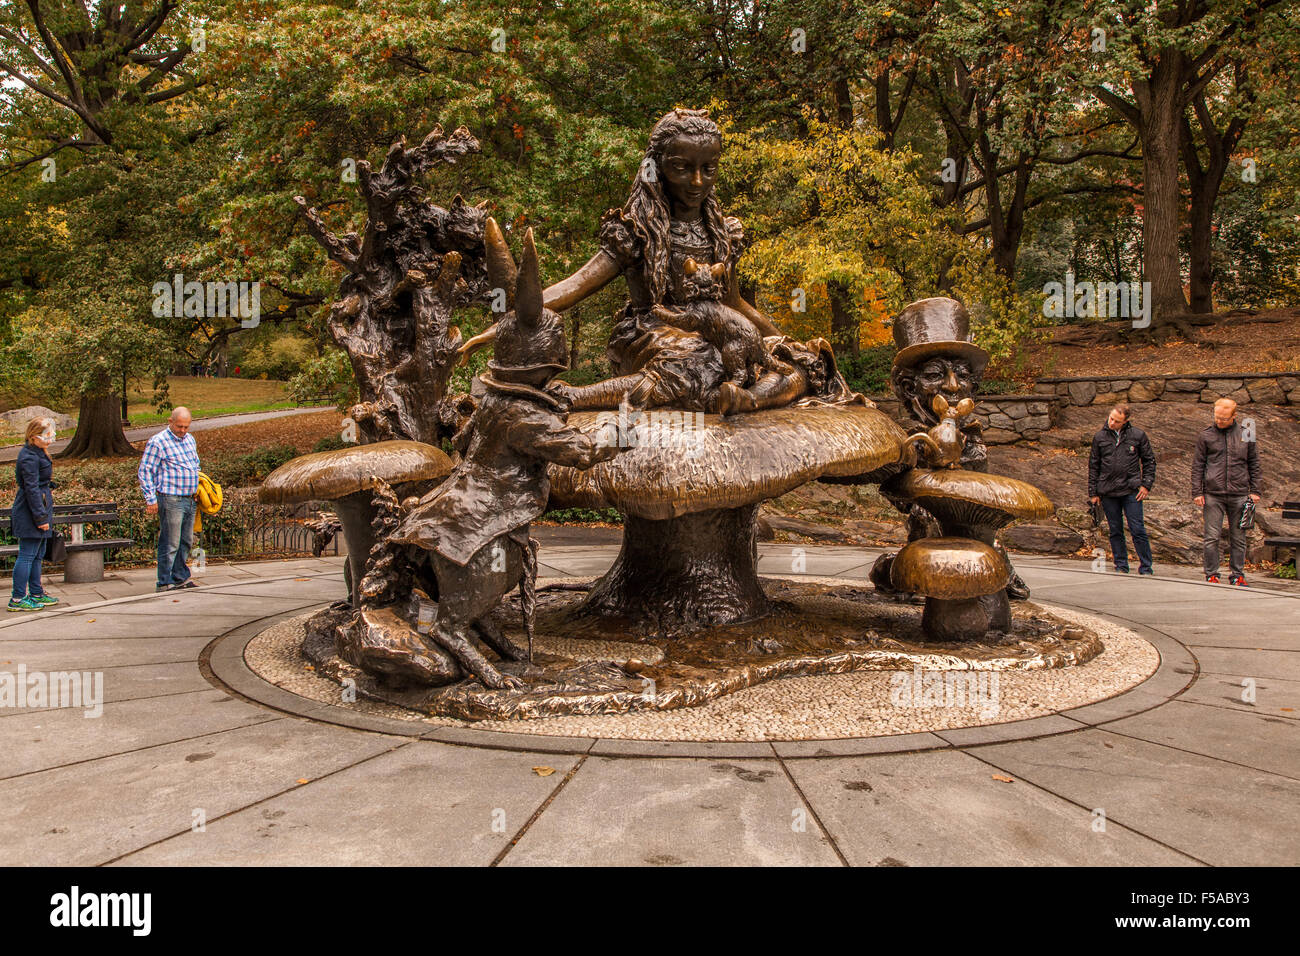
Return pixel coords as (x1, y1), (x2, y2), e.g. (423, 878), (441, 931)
(9, 418), (58, 611)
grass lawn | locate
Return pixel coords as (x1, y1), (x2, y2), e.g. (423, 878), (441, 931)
(0, 376), (300, 445)
(125, 376), (292, 421)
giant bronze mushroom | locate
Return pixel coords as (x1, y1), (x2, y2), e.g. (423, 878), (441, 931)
(881, 468), (1053, 629)
(260, 440), (453, 605)
(889, 537), (1010, 641)
(548, 403), (910, 631)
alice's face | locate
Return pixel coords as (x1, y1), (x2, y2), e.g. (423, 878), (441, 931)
(659, 136), (720, 216)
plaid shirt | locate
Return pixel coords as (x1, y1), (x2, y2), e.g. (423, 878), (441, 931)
(138, 426), (201, 504)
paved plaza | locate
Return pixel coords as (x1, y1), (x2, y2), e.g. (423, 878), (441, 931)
(1, 544), (1296, 866)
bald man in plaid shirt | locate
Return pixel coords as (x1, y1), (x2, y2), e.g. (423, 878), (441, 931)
(138, 407), (201, 592)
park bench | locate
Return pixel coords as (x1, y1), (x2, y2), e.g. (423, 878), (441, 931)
(1, 502), (134, 584)
(1264, 498), (1300, 567)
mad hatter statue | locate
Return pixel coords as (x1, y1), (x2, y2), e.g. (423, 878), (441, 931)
(890, 297), (990, 472)
(883, 296), (1031, 603)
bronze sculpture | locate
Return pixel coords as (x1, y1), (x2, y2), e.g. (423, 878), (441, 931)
(374, 226), (623, 689)
(462, 109), (859, 417)
(881, 297), (1033, 604)
(268, 115), (1083, 719)
(889, 298), (991, 471)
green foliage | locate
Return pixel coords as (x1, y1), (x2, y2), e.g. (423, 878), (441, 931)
(204, 444), (300, 487)
(836, 346), (897, 395)
(288, 348), (356, 411)
(235, 333), (315, 381)
(1275, 561), (1298, 580)
(556, 362), (614, 387)
(311, 434), (348, 453)
(541, 507), (623, 525)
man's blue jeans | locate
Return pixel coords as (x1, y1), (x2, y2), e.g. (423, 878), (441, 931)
(1101, 492), (1153, 573)
(10, 537), (47, 600)
(156, 493), (196, 589)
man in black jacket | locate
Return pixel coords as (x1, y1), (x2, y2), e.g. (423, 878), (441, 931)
(1089, 404), (1157, 574)
(1193, 398), (1263, 585)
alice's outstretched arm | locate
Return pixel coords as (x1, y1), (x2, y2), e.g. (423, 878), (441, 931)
(458, 250), (623, 365)
(544, 250), (621, 313)
(724, 275), (782, 337)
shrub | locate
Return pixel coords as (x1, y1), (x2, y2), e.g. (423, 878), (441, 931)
(205, 444), (299, 487)
(541, 506), (623, 524)
(837, 344), (895, 395)
(312, 434), (347, 453)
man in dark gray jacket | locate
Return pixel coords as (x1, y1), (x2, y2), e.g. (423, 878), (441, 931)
(1193, 398), (1263, 585)
(1089, 404), (1157, 574)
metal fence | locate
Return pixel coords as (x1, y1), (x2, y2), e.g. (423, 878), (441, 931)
(1, 497), (339, 572)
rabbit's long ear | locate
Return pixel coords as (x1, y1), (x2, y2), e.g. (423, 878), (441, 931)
(516, 227), (543, 327)
(485, 217), (517, 309)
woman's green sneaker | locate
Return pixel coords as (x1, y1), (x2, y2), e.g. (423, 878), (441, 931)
(6, 597), (43, 612)
(29, 594), (58, 606)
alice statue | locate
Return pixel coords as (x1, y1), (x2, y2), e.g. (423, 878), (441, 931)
(462, 108), (862, 416)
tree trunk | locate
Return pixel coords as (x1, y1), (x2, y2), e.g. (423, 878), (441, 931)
(1187, 182), (1217, 314)
(1138, 112), (1189, 323)
(58, 392), (138, 459)
(827, 279), (860, 357)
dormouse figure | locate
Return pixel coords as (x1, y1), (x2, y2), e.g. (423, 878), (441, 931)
(907, 394), (976, 469)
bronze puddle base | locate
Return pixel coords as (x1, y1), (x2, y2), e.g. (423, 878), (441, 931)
(303, 580), (1102, 722)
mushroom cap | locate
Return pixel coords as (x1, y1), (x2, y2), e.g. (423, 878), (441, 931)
(883, 468), (1053, 533)
(259, 440), (453, 505)
(889, 537), (1010, 599)
(548, 405), (909, 520)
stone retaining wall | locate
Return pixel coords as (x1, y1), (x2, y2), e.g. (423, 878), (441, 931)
(1034, 372), (1300, 408)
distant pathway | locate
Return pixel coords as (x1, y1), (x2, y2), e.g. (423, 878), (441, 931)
(0, 407), (325, 462)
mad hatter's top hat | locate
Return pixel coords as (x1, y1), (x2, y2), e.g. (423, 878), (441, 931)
(891, 297), (989, 377)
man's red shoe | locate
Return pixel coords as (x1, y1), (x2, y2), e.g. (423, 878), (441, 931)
(1206, 574), (1220, 583)
(1231, 574), (1248, 587)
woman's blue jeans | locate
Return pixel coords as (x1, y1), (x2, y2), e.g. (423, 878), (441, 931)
(11, 537), (47, 600)
(156, 493), (197, 589)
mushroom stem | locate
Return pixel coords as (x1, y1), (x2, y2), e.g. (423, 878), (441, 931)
(334, 493), (379, 607)
(921, 596), (990, 642)
(580, 504), (771, 632)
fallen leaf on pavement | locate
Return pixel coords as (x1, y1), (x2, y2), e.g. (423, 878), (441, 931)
(991, 774), (1014, 783)
(296, 778), (310, 784)
(532, 766), (556, 777)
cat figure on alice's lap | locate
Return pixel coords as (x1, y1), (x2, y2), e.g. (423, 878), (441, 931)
(388, 220), (623, 689)
(652, 257), (786, 397)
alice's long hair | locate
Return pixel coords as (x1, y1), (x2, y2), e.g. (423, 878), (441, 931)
(623, 108), (731, 305)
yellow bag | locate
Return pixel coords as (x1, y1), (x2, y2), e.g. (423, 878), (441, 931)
(193, 472), (223, 533)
